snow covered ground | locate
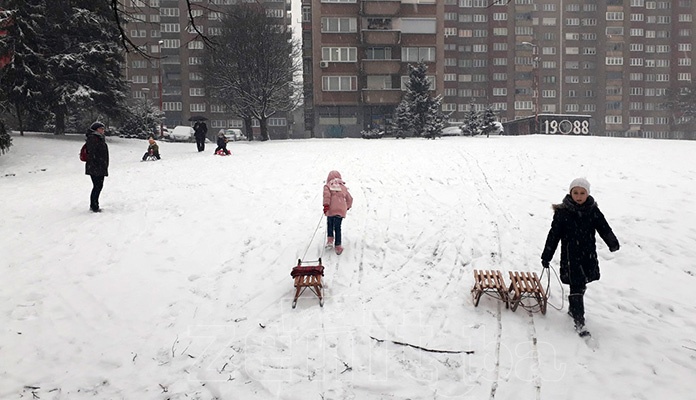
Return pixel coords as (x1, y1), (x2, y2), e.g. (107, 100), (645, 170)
(1, 133), (695, 399)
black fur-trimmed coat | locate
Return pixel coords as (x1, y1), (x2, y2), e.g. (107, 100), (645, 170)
(541, 194), (619, 286)
(84, 130), (109, 177)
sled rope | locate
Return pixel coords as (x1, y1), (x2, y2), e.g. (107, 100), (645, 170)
(301, 213), (325, 261)
(540, 265), (565, 311)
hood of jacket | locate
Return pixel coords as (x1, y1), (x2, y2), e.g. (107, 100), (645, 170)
(326, 170), (343, 185)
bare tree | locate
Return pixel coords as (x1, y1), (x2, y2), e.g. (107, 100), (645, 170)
(203, 4), (301, 141)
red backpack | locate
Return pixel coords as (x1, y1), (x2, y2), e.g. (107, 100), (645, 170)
(79, 143), (88, 162)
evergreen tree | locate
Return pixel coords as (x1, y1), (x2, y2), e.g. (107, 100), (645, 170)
(0, 119), (11, 154)
(119, 100), (164, 139)
(43, 1), (127, 134)
(391, 100), (412, 138)
(395, 62), (447, 138)
(0, 1), (50, 135)
(424, 95), (447, 139)
(479, 106), (498, 138)
(461, 103), (481, 136)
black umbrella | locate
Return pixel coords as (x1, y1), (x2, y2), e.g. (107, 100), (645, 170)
(188, 115), (208, 121)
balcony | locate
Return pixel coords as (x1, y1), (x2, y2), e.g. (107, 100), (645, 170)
(362, 59), (401, 75)
(362, 0), (401, 16)
(362, 89), (402, 105)
(362, 30), (400, 45)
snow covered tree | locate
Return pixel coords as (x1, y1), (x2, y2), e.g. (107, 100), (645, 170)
(423, 95), (447, 139)
(119, 100), (164, 139)
(479, 106), (498, 138)
(461, 103), (481, 136)
(43, 1), (128, 134)
(391, 100), (413, 138)
(395, 62), (446, 138)
(0, 1), (50, 135)
(203, 4), (301, 141)
(665, 82), (696, 134)
(0, 1), (128, 135)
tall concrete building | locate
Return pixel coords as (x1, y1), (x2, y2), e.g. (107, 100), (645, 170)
(122, 0), (293, 139)
(302, 0), (696, 139)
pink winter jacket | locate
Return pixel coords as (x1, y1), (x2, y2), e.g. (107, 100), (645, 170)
(323, 170), (353, 218)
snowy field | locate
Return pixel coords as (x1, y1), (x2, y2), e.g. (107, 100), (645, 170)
(1, 133), (695, 399)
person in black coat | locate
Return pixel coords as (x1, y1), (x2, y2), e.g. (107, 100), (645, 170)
(541, 178), (620, 335)
(194, 121), (208, 152)
(84, 122), (110, 212)
(214, 131), (230, 155)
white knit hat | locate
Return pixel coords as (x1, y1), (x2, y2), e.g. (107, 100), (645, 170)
(569, 177), (590, 194)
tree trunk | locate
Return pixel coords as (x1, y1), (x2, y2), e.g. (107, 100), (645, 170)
(243, 115), (254, 141)
(259, 117), (269, 141)
(54, 105), (66, 135)
(13, 102), (25, 136)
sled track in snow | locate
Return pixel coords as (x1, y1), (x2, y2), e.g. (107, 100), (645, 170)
(457, 147), (542, 399)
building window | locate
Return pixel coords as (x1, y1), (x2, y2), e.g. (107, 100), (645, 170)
(678, 73), (692, 81)
(161, 39), (180, 49)
(321, 17), (357, 33)
(268, 118), (287, 126)
(161, 23), (180, 33)
(163, 102), (182, 111)
(190, 88), (205, 96)
(210, 104), (226, 113)
(365, 47), (392, 60)
(493, 88), (507, 96)
(160, 8), (179, 17)
(322, 47), (357, 62)
(188, 57), (203, 65)
(190, 103), (206, 112)
(132, 75), (148, 84)
(322, 76), (357, 91)
(605, 115), (622, 124)
(401, 47), (436, 62)
(188, 41), (204, 50)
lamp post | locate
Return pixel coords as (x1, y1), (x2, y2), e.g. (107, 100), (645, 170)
(522, 42), (539, 134)
(158, 40), (164, 139)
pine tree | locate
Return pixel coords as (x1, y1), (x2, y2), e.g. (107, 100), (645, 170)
(43, 1), (127, 134)
(461, 103), (481, 136)
(0, 1), (51, 135)
(391, 100), (413, 138)
(424, 95), (447, 139)
(396, 62), (447, 138)
(480, 106), (497, 138)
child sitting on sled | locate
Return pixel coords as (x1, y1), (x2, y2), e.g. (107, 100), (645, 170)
(540, 178), (619, 338)
(214, 132), (231, 155)
(142, 137), (161, 161)
(323, 170), (353, 255)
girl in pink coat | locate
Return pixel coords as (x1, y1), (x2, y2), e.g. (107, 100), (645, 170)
(323, 170), (353, 255)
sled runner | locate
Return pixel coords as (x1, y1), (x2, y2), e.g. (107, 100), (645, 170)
(290, 258), (324, 308)
(507, 271), (547, 314)
(471, 269), (509, 309)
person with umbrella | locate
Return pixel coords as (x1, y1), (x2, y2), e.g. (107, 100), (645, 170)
(191, 116), (208, 152)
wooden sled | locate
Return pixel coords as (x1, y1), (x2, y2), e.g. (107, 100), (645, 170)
(507, 271), (547, 314)
(471, 269), (509, 309)
(290, 258), (324, 308)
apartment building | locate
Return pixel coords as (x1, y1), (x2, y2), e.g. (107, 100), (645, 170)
(303, 0), (696, 139)
(122, 0), (293, 139)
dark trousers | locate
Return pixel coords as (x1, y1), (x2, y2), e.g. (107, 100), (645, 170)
(568, 282), (587, 325)
(142, 151), (160, 160)
(327, 216), (343, 246)
(214, 145), (229, 155)
(196, 137), (205, 152)
(90, 175), (104, 210)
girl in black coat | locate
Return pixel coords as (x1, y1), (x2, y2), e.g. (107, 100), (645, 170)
(541, 178), (619, 336)
(85, 122), (110, 212)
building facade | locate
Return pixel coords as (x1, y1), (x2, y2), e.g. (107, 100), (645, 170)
(122, 0), (293, 139)
(302, 0), (696, 139)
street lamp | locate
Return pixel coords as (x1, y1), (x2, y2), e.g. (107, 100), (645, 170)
(158, 40), (164, 139)
(522, 42), (540, 134)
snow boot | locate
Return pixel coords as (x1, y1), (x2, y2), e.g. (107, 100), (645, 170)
(326, 237), (334, 247)
(574, 319), (590, 337)
(335, 245), (344, 255)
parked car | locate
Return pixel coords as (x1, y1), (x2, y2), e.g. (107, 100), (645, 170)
(218, 128), (246, 141)
(442, 126), (463, 136)
(169, 125), (195, 142)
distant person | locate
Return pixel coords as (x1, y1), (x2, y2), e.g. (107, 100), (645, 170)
(322, 170), (353, 255)
(541, 178), (620, 338)
(214, 131), (231, 155)
(84, 122), (109, 212)
(142, 137), (161, 161)
(194, 120), (208, 152)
